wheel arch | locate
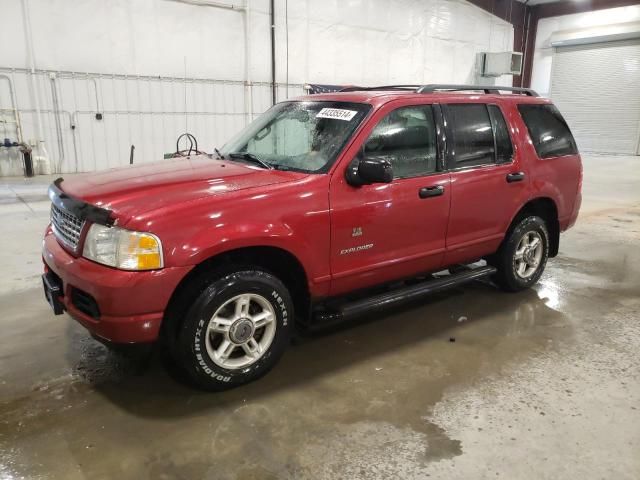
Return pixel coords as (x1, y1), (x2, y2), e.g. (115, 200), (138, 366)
(161, 245), (311, 345)
(507, 197), (560, 257)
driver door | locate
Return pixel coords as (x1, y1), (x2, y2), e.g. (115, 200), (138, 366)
(329, 103), (451, 296)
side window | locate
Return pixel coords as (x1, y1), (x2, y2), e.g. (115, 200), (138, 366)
(488, 105), (514, 163)
(518, 104), (578, 158)
(363, 105), (437, 178)
(445, 104), (495, 168)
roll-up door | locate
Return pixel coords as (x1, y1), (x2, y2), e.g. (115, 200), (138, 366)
(550, 39), (640, 155)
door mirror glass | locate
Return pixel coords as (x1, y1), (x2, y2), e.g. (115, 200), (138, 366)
(345, 155), (393, 186)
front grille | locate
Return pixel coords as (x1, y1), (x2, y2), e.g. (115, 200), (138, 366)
(51, 203), (85, 250)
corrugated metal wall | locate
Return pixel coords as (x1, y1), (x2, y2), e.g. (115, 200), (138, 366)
(0, 68), (303, 174)
(0, 0), (514, 175)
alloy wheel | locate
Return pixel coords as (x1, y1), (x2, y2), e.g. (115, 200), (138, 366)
(513, 231), (543, 279)
(204, 293), (276, 369)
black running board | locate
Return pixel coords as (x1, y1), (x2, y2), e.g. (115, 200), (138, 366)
(312, 265), (496, 327)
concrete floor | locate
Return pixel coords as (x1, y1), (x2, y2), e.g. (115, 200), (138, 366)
(0, 154), (639, 479)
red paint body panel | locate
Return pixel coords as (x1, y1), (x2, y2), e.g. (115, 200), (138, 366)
(61, 157), (304, 221)
(328, 97), (451, 295)
(43, 90), (582, 343)
(443, 100), (531, 266)
(43, 228), (191, 342)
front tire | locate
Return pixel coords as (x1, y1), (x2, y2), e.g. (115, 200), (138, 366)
(491, 215), (549, 292)
(176, 269), (293, 391)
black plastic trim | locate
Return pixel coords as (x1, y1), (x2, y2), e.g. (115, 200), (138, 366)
(42, 271), (65, 315)
(417, 84), (539, 97)
(338, 84), (539, 97)
(71, 287), (101, 319)
(313, 265), (496, 326)
(48, 178), (114, 226)
(433, 103), (447, 172)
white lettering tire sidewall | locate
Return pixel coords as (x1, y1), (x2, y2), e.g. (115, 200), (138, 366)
(178, 270), (293, 390)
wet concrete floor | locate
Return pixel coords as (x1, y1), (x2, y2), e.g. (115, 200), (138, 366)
(0, 154), (639, 479)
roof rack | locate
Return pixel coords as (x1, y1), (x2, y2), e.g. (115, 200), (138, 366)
(338, 83), (539, 97)
(417, 84), (539, 96)
(339, 85), (421, 92)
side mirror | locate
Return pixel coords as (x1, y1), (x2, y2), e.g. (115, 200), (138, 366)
(345, 156), (393, 186)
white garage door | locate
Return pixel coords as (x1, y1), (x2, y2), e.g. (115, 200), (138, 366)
(550, 39), (640, 155)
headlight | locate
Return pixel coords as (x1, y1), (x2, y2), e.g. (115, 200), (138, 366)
(82, 224), (163, 270)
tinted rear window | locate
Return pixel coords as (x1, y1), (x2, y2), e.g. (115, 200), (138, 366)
(518, 104), (578, 158)
(444, 104), (495, 168)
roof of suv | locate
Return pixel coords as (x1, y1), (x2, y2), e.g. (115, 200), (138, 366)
(294, 85), (552, 107)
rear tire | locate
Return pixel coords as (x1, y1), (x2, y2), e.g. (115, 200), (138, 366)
(176, 269), (293, 391)
(490, 215), (549, 292)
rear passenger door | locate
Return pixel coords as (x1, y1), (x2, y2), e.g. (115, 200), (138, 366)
(442, 102), (528, 266)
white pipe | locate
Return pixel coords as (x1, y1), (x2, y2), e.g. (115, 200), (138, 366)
(48, 74), (65, 173)
(0, 74), (23, 143)
(244, 0), (253, 123)
(0, 67), (302, 89)
(167, 0), (246, 11)
(20, 0), (45, 156)
(56, 73), (101, 113)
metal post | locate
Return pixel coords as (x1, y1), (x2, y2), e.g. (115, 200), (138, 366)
(270, 0), (276, 105)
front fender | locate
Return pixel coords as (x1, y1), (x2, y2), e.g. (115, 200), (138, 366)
(187, 222), (300, 265)
(126, 175), (332, 295)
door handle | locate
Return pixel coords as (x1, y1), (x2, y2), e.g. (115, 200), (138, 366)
(506, 172), (525, 183)
(419, 185), (444, 199)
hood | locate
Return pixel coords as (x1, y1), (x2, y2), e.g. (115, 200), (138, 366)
(60, 156), (305, 220)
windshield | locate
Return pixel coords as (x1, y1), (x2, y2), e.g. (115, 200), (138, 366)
(220, 101), (371, 173)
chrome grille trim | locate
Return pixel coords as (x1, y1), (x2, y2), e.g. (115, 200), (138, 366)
(50, 203), (85, 250)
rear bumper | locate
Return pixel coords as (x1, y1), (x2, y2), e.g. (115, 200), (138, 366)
(560, 191), (582, 232)
(42, 229), (191, 343)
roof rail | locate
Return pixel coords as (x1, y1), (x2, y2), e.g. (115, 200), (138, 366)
(336, 84), (539, 96)
(416, 84), (539, 97)
(339, 85), (422, 92)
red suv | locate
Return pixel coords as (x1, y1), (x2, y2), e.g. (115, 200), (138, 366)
(42, 84), (582, 390)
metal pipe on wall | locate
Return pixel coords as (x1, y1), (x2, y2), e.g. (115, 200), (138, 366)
(244, 0), (254, 123)
(168, 0), (245, 11)
(0, 74), (24, 143)
(270, 0), (276, 105)
(48, 74), (65, 173)
(0, 67), (299, 89)
(1, 65), (306, 174)
(169, 0), (255, 121)
(20, 0), (45, 159)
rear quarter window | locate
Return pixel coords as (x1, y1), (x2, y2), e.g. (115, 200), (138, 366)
(488, 105), (514, 164)
(518, 104), (578, 158)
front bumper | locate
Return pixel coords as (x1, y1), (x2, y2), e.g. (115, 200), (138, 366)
(42, 229), (191, 343)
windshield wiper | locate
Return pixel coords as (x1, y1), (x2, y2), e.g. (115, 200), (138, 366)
(227, 152), (273, 170)
(213, 147), (224, 160)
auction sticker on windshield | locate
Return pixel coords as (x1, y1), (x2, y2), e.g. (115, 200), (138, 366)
(316, 108), (358, 121)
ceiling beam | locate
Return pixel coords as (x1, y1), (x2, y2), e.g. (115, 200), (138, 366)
(465, 0), (530, 86)
(533, 0), (640, 20)
(522, 0), (640, 87)
(467, 0), (640, 88)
